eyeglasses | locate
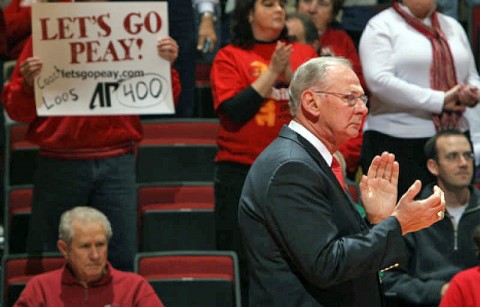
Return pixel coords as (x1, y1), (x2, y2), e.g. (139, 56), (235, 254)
(443, 152), (475, 162)
(311, 90), (368, 107)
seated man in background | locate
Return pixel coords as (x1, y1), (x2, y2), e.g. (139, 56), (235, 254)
(14, 206), (164, 307)
(383, 130), (480, 307)
(286, 12), (321, 54)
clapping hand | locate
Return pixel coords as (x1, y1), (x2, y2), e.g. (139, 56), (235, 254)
(393, 182), (445, 235)
(268, 41), (293, 76)
(359, 152), (399, 224)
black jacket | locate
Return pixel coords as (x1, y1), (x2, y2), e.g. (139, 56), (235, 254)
(383, 182), (480, 307)
(239, 126), (407, 306)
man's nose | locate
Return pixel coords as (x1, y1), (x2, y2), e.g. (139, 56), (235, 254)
(307, 0), (318, 12)
(90, 247), (100, 259)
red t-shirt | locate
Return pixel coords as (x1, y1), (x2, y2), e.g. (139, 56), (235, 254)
(211, 41), (317, 165)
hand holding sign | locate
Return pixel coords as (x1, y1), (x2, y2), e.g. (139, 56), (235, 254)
(31, 2), (174, 116)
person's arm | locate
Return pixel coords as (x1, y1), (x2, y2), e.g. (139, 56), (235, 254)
(359, 12), (445, 114)
(3, 0), (31, 57)
(260, 158), (407, 287)
(211, 42), (292, 124)
(134, 278), (165, 307)
(13, 277), (43, 307)
(2, 36), (40, 123)
(382, 238), (447, 305)
(439, 277), (465, 307)
(193, 0), (219, 52)
(218, 86), (264, 124)
(0, 0), (11, 9)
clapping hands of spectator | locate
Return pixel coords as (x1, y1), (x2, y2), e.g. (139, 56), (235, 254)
(360, 152), (399, 224)
(268, 41), (293, 80)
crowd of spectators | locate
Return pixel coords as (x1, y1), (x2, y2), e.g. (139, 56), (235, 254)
(3, 0), (480, 306)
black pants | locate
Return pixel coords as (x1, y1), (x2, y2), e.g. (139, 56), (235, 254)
(214, 161), (251, 306)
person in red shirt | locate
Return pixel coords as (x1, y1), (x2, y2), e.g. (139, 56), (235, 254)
(2, 31), (180, 272)
(1, 0), (31, 60)
(14, 206), (164, 307)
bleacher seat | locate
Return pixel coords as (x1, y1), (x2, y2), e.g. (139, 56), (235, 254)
(5, 123), (38, 186)
(134, 251), (241, 307)
(194, 61), (215, 118)
(1, 253), (64, 307)
(138, 183), (215, 251)
(137, 119), (218, 183)
(5, 188), (32, 254)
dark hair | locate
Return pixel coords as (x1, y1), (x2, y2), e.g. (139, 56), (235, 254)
(287, 12), (319, 45)
(424, 129), (471, 161)
(295, 0), (345, 21)
(231, 0), (289, 49)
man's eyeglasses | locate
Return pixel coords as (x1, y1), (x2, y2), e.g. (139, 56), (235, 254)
(311, 90), (368, 107)
(443, 152), (475, 162)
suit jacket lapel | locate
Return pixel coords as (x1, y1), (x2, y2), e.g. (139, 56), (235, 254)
(278, 126), (352, 199)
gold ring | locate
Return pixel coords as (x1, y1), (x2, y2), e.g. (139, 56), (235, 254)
(437, 211), (444, 220)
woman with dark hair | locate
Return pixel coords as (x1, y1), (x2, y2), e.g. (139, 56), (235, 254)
(210, 0), (316, 302)
(439, 226), (480, 307)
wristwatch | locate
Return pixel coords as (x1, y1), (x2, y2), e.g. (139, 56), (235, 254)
(200, 11), (217, 23)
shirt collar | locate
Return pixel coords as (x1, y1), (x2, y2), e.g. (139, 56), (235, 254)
(288, 120), (333, 166)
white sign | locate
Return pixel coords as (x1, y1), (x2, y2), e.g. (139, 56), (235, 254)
(31, 2), (174, 116)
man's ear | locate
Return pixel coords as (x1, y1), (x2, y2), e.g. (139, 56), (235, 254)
(300, 90), (321, 117)
(426, 159), (439, 176)
(57, 240), (69, 259)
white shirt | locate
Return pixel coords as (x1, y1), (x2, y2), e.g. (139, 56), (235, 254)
(359, 5), (480, 138)
(288, 120), (334, 167)
(193, 0), (219, 14)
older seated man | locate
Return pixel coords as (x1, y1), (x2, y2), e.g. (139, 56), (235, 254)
(14, 206), (164, 307)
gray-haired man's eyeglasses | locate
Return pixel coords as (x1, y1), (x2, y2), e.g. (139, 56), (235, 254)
(311, 90), (368, 107)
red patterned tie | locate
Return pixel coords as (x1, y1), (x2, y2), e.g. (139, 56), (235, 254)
(331, 158), (345, 189)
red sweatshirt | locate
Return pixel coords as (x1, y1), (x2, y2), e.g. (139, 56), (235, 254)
(1, 0), (31, 59)
(2, 36), (181, 159)
(14, 263), (164, 307)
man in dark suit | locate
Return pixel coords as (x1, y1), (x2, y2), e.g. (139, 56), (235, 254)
(238, 56), (447, 307)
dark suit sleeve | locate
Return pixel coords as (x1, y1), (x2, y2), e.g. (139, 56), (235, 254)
(263, 159), (406, 288)
(382, 235), (445, 305)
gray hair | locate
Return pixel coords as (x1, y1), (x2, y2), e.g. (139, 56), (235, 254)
(288, 57), (352, 116)
(58, 206), (113, 245)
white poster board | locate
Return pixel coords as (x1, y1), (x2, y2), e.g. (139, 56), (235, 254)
(31, 2), (174, 116)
